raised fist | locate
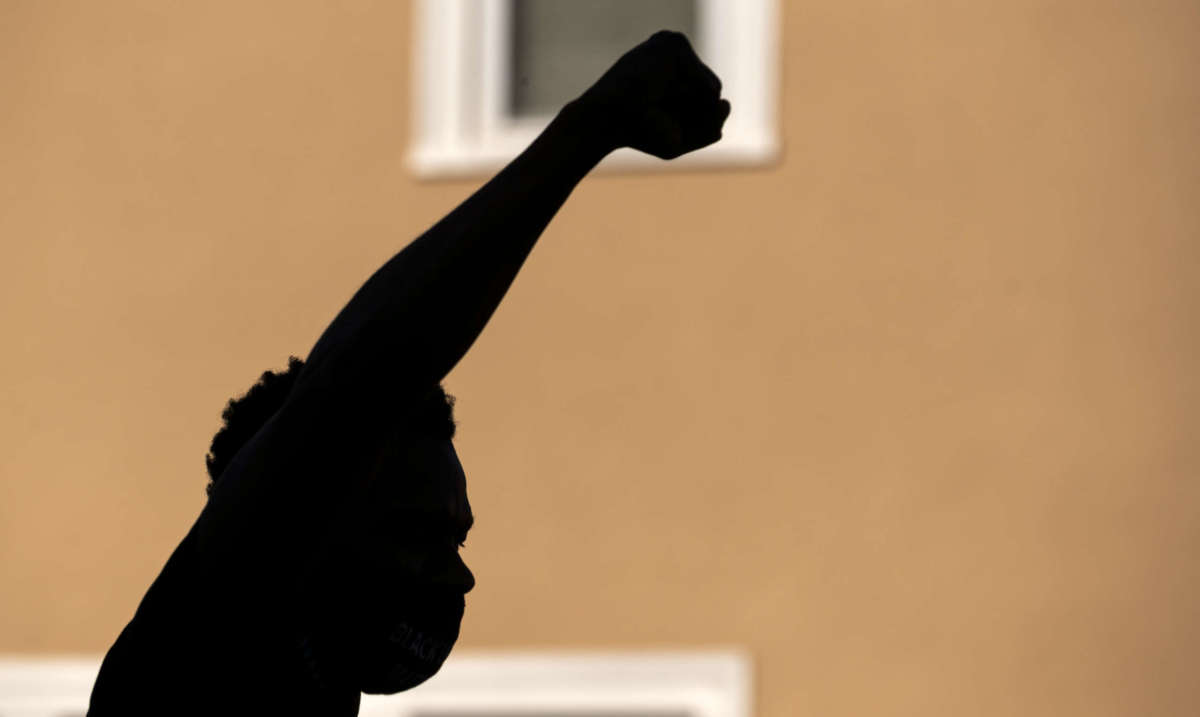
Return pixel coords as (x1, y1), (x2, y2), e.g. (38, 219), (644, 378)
(577, 30), (731, 160)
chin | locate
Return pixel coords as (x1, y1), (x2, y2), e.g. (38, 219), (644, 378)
(359, 657), (445, 694)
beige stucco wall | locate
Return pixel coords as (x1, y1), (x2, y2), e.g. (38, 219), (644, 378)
(3, 1), (1197, 715)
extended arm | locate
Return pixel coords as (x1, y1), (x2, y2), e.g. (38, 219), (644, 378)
(287, 31), (729, 428)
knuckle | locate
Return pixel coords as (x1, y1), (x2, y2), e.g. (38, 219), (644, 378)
(652, 29), (688, 46)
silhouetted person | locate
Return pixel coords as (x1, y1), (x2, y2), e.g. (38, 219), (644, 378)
(87, 31), (729, 716)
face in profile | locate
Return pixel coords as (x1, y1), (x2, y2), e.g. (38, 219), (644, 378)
(307, 434), (475, 694)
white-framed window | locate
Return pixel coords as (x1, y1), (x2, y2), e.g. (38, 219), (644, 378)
(0, 651), (753, 717)
(409, 0), (780, 178)
(360, 650), (753, 717)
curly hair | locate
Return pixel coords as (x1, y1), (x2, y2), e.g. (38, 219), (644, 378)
(204, 356), (456, 496)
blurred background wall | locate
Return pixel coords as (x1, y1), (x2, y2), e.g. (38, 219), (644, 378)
(2, 1), (1197, 715)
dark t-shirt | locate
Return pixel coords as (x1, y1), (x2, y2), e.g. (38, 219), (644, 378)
(87, 393), (370, 715)
(87, 519), (361, 716)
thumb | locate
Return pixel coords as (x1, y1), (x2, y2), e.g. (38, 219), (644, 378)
(642, 107), (685, 160)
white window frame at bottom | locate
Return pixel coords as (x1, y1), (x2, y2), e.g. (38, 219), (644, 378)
(360, 649), (753, 717)
(410, 0), (780, 178)
(0, 651), (753, 717)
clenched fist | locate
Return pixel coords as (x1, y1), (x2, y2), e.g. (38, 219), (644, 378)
(576, 30), (731, 160)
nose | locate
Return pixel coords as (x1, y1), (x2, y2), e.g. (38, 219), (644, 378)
(429, 554), (475, 595)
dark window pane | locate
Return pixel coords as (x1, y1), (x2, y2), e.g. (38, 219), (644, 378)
(510, 0), (698, 117)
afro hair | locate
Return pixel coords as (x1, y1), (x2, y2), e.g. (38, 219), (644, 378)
(204, 356), (456, 496)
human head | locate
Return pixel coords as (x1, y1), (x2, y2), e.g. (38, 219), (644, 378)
(311, 427), (475, 693)
(205, 357), (473, 693)
(204, 356), (458, 496)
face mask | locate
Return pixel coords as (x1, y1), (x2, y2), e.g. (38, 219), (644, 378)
(354, 613), (460, 693)
(301, 545), (465, 694)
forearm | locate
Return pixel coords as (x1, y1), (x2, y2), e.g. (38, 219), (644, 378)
(291, 99), (614, 412)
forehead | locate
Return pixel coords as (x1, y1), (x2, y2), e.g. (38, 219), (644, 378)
(369, 435), (471, 524)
